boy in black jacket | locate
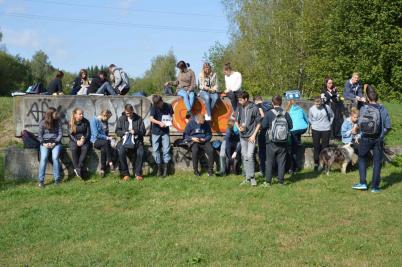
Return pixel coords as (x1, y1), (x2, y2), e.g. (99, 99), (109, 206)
(116, 104), (146, 181)
(261, 95), (293, 186)
(184, 114), (214, 176)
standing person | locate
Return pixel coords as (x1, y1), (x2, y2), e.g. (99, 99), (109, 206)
(198, 62), (219, 121)
(37, 107), (63, 188)
(97, 64), (130, 95)
(184, 114), (214, 176)
(217, 118), (241, 176)
(309, 97), (334, 171)
(236, 92), (261, 186)
(341, 107), (360, 147)
(47, 71), (64, 95)
(262, 96), (293, 186)
(90, 110), (115, 177)
(116, 104), (146, 181)
(69, 108), (91, 178)
(287, 99), (308, 173)
(149, 95), (174, 177)
(353, 90), (391, 193)
(322, 77), (344, 139)
(71, 69), (90, 95)
(88, 71), (108, 94)
(165, 60), (196, 118)
(254, 95), (269, 177)
(344, 72), (365, 109)
(223, 63), (242, 114)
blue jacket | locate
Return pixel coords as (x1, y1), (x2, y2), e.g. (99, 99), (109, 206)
(343, 79), (363, 101)
(224, 126), (241, 157)
(184, 119), (212, 142)
(288, 104), (308, 131)
(341, 118), (361, 144)
(359, 103), (391, 140)
(90, 117), (108, 143)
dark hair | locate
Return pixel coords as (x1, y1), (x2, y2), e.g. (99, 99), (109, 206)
(152, 95), (163, 105)
(176, 60), (189, 69)
(56, 71), (64, 78)
(79, 69), (88, 80)
(272, 95), (282, 106)
(98, 70), (107, 77)
(223, 62), (232, 71)
(367, 90), (378, 102)
(44, 107), (57, 130)
(324, 77), (334, 90)
(109, 64), (116, 69)
(254, 95), (263, 102)
(239, 91), (249, 100)
(124, 104), (134, 112)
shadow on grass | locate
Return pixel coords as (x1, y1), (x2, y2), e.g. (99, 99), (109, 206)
(287, 169), (321, 184)
(381, 171), (402, 190)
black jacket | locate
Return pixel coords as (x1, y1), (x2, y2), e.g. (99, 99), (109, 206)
(47, 78), (63, 95)
(71, 77), (89, 95)
(69, 118), (91, 143)
(88, 76), (106, 94)
(262, 107), (293, 134)
(115, 112), (146, 142)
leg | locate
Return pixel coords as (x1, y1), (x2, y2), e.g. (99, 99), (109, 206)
(134, 144), (144, 176)
(210, 92), (219, 112)
(276, 145), (287, 184)
(69, 141), (80, 170)
(118, 144), (130, 176)
(321, 130), (331, 150)
(358, 138), (372, 186)
(191, 143), (200, 172)
(188, 91), (195, 112)
(199, 91), (212, 117)
(51, 144), (62, 182)
(219, 141), (226, 174)
(245, 140), (256, 180)
(151, 134), (162, 165)
(311, 130), (321, 166)
(177, 89), (191, 112)
(96, 82), (117, 95)
(265, 143), (275, 183)
(290, 131), (298, 171)
(227, 91), (237, 113)
(78, 143), (90, 169)
(161, 133), (172, 164)
(240, 138), (249, 180)
(258, 134), (266, 176)
(203, 142), (214, 173)
(94, 140), (106, 170)
(38, 145), (49, 184)
(371, 140), (383, 190)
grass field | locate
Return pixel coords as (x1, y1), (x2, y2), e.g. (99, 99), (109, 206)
(1, 165), (402, 266)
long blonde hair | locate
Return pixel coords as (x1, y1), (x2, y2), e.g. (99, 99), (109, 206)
(286, 99), (295, 112)
(70, 108), (83, 134)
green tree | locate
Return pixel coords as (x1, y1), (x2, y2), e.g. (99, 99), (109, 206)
(30, 50), (52, 84)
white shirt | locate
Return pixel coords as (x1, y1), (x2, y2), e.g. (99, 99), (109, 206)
(128, 117), (133, 131)
(225, 71), (242, 92)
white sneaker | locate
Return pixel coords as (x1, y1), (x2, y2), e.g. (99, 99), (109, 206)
(250, 178), (257, 186)
(205, 114), (211, 121)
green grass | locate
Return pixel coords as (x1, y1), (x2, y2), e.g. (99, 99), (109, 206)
(0, 97), (13, 126)
(1, 166), (402, 266)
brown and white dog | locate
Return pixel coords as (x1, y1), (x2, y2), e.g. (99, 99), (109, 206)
(319, 144), (358, 175)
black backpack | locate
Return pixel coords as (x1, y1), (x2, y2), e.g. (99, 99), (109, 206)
(359, 105), (381, 138)
(21, 130), (40, 149)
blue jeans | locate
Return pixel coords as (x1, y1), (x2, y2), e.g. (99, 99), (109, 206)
(152, 133), (171, 164)
(177, 89), (195, 112)
(358, 138), (383, 189)
(96, 82), (117, 95)
(199, 91), (219, 117)
(38, 144), (62, 183)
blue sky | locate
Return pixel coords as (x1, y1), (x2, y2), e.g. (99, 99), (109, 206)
(0, 0), (230, 77)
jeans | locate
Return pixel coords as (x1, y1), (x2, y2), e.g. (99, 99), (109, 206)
(93, 139), (112, 170)
(227, 90), (242, 114)
(312, 129), (331, 165)
(96, 82), (117, 95)
(290, 129), (307, 171)
(38, 144), (62, 183)
(191, 142), (214, 173)
(177, 89), (195, 112)
(70, 141), (90, 170)
(199, 90), (219, 117)
(240, 137), (256, 180)
(358, 138), (383, 189)
(257, 133), (266, 176)
(152, 133), (171, 164)
(118, 143), (144, 176)
(265, 142), (287, 184)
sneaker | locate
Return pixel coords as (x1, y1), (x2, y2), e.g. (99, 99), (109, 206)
(250, 178), (257, 186)
(239, 179), (250, 186)
(371, 188), (381, 193)
(205, 114), (211, 121)
(38, 182), (45, 189)
(194, 171), (201, 177)
(135, 175), (144, 181)
(260, 181), (271, 188)
(74, 168), (81, 178)
(99, 170), (105, 178)
(352, 183), (368, 190)
(109, 163), (115, 172)
(123, 175), (130, 181)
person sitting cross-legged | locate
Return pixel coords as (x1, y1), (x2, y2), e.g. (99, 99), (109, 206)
(184, 114), (214, 176)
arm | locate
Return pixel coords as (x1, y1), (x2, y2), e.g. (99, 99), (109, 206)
(327, 105), (334, 125)
(343, 81), (355, 100)
(113, 70), (122, 88)
(57, 79), (63, 93)
(85, 119), (91, 141)
(55, 121), (62, 144)
(383, 109), (392, 135)
(211, 73), (218, 92)
(137, 118), (146, 137)
(234, 72), (242, 91)
(190, 70), (196, 90)
(204, 123), (212, 142)
(91, 118), (108, 140)
(183, 123), (192, 140)
(341, 121), (352, 139)
(37, 121), (44, 144)
(286, 113), (293, 130)
(198, 75), (204, 90)
(115, 117), (126, 138)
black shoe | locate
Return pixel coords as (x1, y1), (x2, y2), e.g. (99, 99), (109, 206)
(215, 172), (224, 177)
(207, 171), (214, 177)
(194, 171), (201, 176)
(156, 164), (162, 177)
(38, 182), (45, 189)
(54, 180), (61, 186)
(162, 163), (168, 177)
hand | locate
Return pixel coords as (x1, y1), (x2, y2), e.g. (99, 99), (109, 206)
(191, 137), (200, 143)
(231, 152), (237, 159)
(164, 82), (170, 86)
(239, 126), (246, 132)
(77, 140), (83, 147)
(50, 143), (56, 148)
(107, 136), (113, 141)
(248, 135), (256, 144)
(43, 143), (50, 148)
(159, 122), (166, 128)
(199, 138), (205, 143)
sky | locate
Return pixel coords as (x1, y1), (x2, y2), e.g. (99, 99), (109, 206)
(0, 0), (230, 78)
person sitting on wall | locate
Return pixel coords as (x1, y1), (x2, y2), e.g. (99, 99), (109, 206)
(71, 69), (90, 95)
(96, 64), (130, 95)
(184, 114), (214, 176)
(47, 71), (64, 95)
(116, 104), (146, 181)
(87, 71), (108, 94)
(198, 62), (219, 121)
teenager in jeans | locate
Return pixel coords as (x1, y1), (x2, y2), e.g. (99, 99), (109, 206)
(69, 108), (91, 178)
(116, 104), (146, 181)
(198, 62), (219, 121)
(165, 60), (196, 118)
(37, 107), (63, 188)
(90, 110), (114, 177)
(352, 90), (391, 193)
(236, 91), (261, 186)
(309, 97), (334, 171)
(287, 99), (308, 173)
(217, 118), (241, 176)
(262, 96), (293, 186)
(184, 114), (214, 176)
(223, 62), (242, 114)
(149, 95), (174, 177)
(341, 107), (360, 147)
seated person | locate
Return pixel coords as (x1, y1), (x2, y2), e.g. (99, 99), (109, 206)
(97, 64), (130, 95)
(47, 71), (64, 95)
(218, 118), (241, 176)
(341, 107), (361, 148)
(184, 114), (214, 176)
(87, 71), (108, 94)
(116, 104), (146, 181)
(71, 69), (90, 95)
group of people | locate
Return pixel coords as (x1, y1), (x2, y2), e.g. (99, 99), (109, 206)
(37, 62), (391, 193)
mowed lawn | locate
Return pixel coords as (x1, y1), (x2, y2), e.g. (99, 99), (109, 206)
(1, 164), (402, 266)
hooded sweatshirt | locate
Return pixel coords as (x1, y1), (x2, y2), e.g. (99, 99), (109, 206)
(236, 102), (262, 138)
(183, 119), (212, 142)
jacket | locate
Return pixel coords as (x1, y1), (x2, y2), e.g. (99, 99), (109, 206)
(47, 78), (63, 95)
(71, 77), (89, 95)
(184, 119), (212, 142)
(88, 76), (106, 94)
(236, 102), (262, 138)
(69, 118), (91, 143)
(359, 103), (391, 140)
(115, 112), (146, 143)
(198, 71), (218, 92)
(37, 119), (62, 144)
(112, 67), (130, 92)
(341, 117), (360, 144)
(343, 80), (362, 101)
(224, 127), (241, 157)
(90, 117), (108, 143)
(288, 104), (308, 131)
(172, 69), (196, 91)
